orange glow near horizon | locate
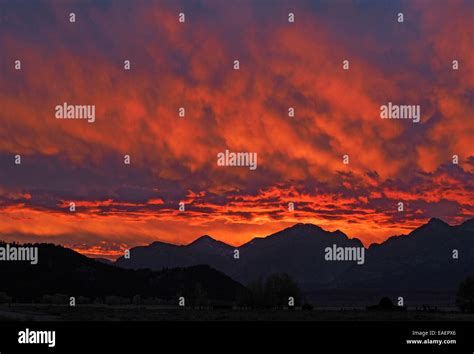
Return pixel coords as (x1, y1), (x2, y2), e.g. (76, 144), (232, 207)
(0, 0), (473, 259)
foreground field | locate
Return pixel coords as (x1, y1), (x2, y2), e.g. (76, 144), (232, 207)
(0, 304), (473, 321)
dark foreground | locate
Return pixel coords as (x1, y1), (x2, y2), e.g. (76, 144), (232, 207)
(0, 304), (473, 321)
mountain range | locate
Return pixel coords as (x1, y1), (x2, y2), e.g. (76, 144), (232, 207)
(116, 218), (474, 295)
(0, 242), (246, 303)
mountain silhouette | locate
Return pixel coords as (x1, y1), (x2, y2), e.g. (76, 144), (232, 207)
(119, 234), (233, 272)
(117, 223), (362, 288)
(339, 218), (474, 291)
(116, 218), (474, 294)
(0, 242), (246, 303)
(117, 222), (362, 288)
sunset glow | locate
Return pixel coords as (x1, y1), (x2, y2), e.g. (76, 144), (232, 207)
(0, 0), (473, 258)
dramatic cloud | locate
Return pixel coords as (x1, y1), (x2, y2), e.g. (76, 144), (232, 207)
(0, 0), (473, 258)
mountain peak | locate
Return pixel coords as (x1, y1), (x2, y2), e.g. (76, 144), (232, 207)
(427, 217), (449, 226)
(289, 223), (323, 232)
(410, 217), (451, 237)
(149, 240), (176, 248)
(188, 235), (223, 247)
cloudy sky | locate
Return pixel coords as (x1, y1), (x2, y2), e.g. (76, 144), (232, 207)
(0, 0), (473, 258)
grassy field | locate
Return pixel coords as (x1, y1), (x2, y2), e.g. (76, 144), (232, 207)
(0, 304), (473, 321)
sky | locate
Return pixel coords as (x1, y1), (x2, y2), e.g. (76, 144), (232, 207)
(0, 0), (473, 259)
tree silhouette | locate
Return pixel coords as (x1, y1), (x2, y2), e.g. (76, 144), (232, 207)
(264, 273), (302, 308)
(246, 274), (302, 308)
(456, 277), (474, 313)
(246, 278), (265, 308)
